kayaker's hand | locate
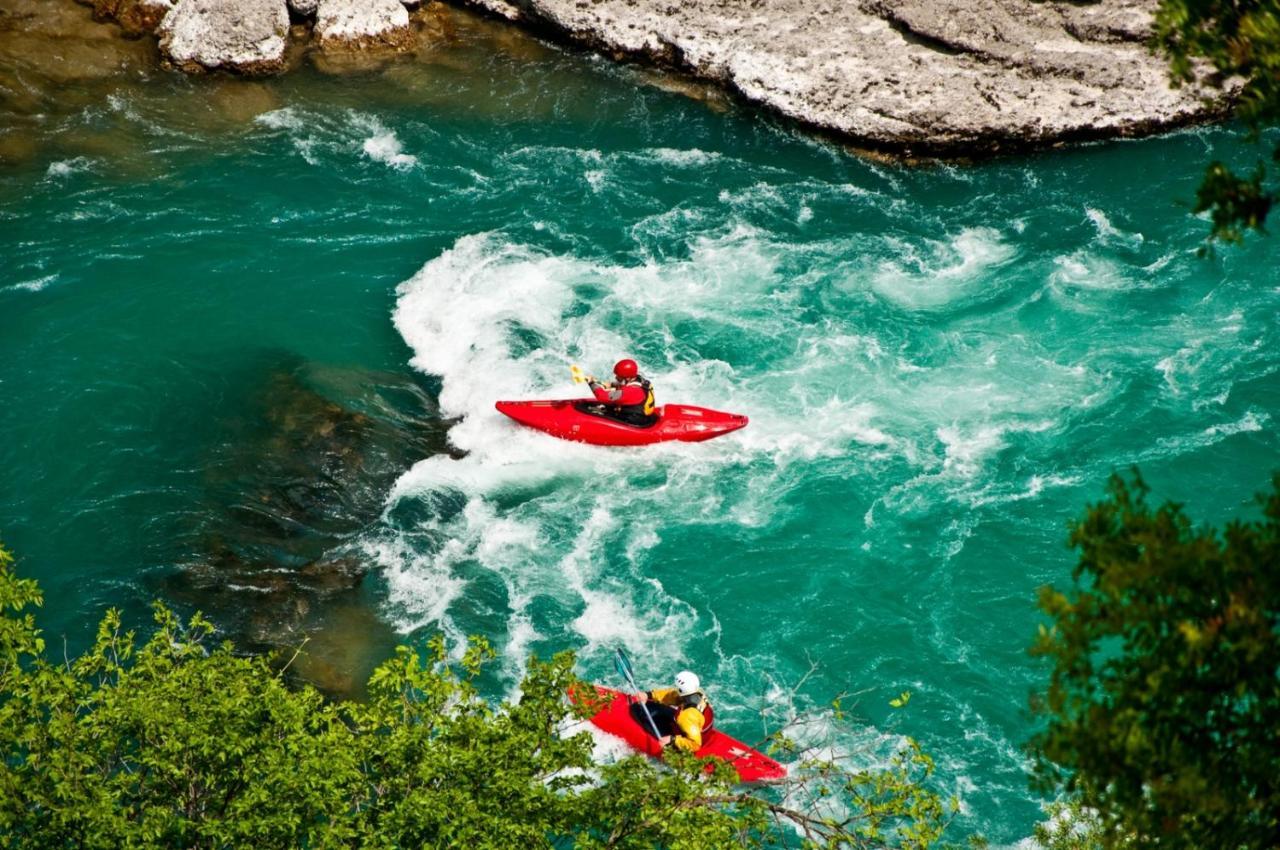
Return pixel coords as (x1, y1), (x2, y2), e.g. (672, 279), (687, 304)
(659, 735), (673, 747)
(635, 691), (648, 703)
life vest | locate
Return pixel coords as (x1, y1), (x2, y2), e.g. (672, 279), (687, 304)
(682, 693), (713, 732)
(610, 377), (655, 417)
(638, 377), (656, 417)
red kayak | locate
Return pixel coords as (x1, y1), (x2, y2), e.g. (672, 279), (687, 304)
(495, 399), (748, 446)
(574, 686), (785, 782)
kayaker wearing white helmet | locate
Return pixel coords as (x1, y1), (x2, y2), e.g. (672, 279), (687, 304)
(633, 670), (715, 752)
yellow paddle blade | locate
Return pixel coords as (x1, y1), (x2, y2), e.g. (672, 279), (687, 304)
(570, 364), (592, 384)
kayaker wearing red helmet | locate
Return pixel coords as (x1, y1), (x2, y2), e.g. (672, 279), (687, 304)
(588, 358), (657, 426)
(632, 670), (714, 752)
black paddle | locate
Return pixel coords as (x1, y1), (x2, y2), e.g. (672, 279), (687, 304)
(614, 647), (664, 743)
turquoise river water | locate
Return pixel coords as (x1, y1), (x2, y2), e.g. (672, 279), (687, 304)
(2, 21), (1278, 845)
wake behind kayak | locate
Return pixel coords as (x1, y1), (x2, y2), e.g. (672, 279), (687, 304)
(495, 399), (748, 447)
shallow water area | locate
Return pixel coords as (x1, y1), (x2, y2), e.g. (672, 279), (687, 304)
(2, 3), (1279, 843)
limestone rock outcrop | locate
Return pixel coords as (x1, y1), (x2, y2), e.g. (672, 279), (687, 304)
(315, 0), (413, 50)
(157, 0), (290, 75)
(451, 0), (1223, 154)
(66, 0), (1227, 154)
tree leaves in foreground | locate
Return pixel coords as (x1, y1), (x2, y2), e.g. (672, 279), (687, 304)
(1029, 471), (1280, 849)
(0, 542), (955, 850)
(1154, 0), (1280, 244)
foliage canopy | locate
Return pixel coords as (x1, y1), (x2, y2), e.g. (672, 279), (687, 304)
(1029, 471), (1280, 849)
(0, 542), (955, 850)
(1155, 0), (1280, 243)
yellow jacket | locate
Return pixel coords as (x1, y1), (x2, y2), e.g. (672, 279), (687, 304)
(648, 688), (711, 752)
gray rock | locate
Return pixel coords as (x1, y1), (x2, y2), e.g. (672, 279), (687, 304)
(287, 0), (318, 18)
(157, 0), (290, 75)
(451, 0), (1223, 154)
(315, 0), (413, 49)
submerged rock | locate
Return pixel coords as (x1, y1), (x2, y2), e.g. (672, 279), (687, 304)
(0, 132), (38, 166)
(161, 355), (455, 696)
(452, 0), (1223, 154)
(315, 0), (413, 51)
(1, 0), (155, 83)
(157, 0), (290, 75)
(205, 79), (282, 124)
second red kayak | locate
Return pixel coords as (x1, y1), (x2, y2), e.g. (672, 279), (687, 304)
(495, 399), (748, 446)
(575, 686), (785, 782)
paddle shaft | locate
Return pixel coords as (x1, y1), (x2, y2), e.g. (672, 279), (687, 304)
(615, 649), (665, 743)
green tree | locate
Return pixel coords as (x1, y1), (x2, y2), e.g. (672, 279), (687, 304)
(1029, 471), (1280, 849)
(1154, 0), (1280, 244)
(0, 541), (957, 849)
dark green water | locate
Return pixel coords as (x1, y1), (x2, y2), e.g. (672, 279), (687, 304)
(2, 19), (1277, 843)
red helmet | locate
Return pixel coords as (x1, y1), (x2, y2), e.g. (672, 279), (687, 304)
(613, 358), (639, 379)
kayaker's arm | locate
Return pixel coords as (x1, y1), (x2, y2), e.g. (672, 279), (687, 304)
(590, 381), (647, 405)
(648, 687), (680, 705)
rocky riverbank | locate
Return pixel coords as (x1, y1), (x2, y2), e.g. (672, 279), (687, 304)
(63, 0), (1226, 155)
(452, 0), (1226, 155)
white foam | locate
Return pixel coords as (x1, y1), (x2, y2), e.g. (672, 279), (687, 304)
(45, 158), (93, 180)
(8, 274), (58, 293)
(254, 107), (323, 165)
(362, 132), (417, 170)
(1049, 250), (1130, 292)
(937, 423), (1008, 480)
(105, 92), (141, 122)
(869, 227), (1016, 310)
(1136, 408), (1272, 466)
(255, 107), (304, 131)
(970, 473), (1083, 508)
(643, 147), (718, 167)
(1204, 409), (1268, 438)
(341, 111), (420, 170)
(1085, 206), (1144, 250)
(360, 533), (469, 639)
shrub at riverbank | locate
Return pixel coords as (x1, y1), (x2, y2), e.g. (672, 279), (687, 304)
(0, 544), (953, 849)
(1030, 472), (1280, 849)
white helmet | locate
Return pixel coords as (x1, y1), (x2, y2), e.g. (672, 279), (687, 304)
(675, 670), (700, 696)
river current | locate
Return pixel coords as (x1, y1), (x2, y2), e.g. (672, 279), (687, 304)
(2, 11), (1278, 844)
